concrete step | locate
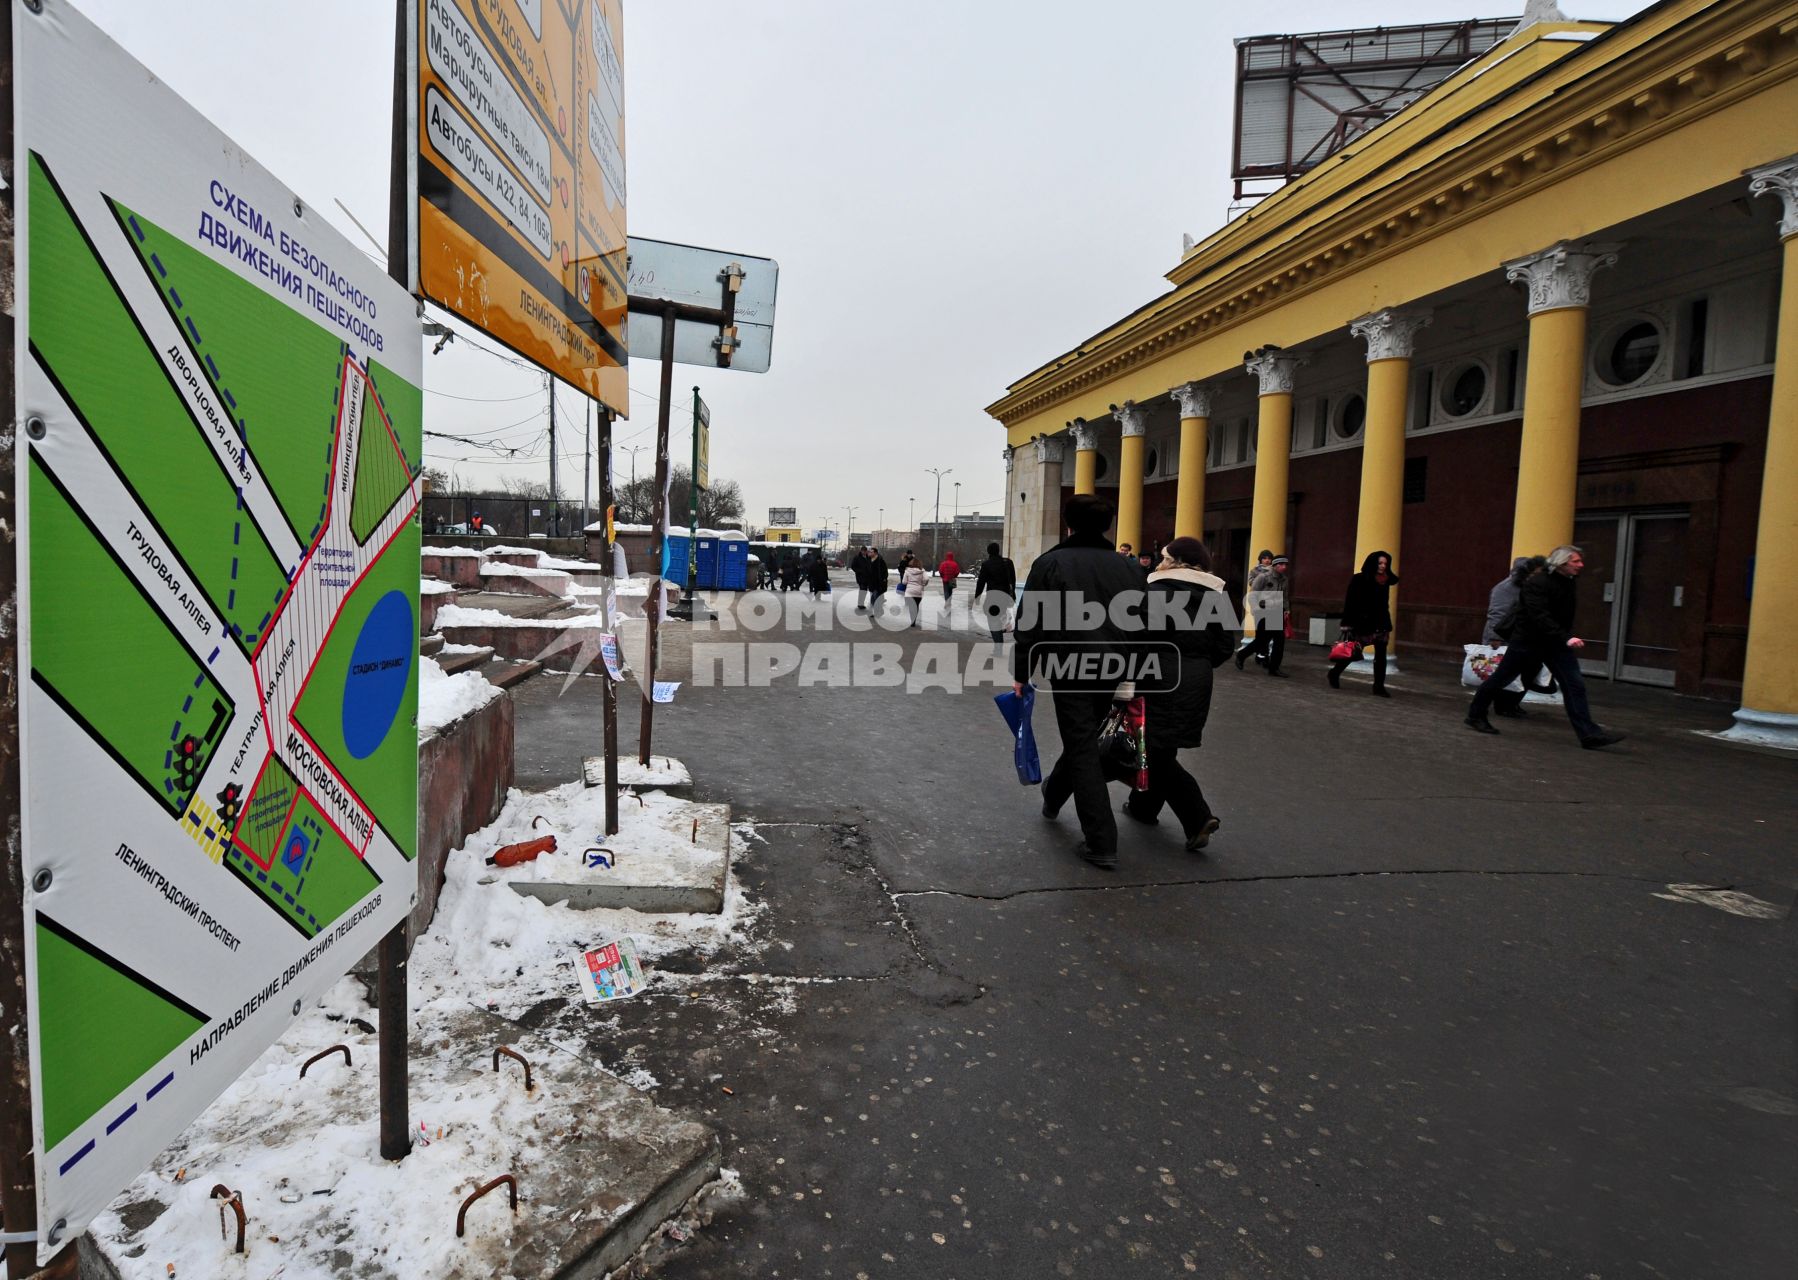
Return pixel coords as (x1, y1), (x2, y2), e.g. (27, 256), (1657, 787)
(583, 753), (693, 790)
(420, 633), (445, 656)
(437, 645), (496, 675)
(503, 800), (731, 914)
(486, 659), (545, 691)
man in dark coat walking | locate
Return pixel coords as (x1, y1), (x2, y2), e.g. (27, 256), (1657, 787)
(850, 546), (873, 611)
(1465, 545), (1625, 748)
(974, 541), (1017, 650)
(865, 547), (890, 615)
(1013, 494), (1148, 869)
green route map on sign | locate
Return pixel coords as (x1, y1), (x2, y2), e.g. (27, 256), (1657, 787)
(16, 4), (423, 1250)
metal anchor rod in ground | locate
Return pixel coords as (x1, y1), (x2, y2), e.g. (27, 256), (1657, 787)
(455, 1175), (519, 1239)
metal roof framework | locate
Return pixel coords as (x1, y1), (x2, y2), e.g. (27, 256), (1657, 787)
(1232, 18), (1521, 197)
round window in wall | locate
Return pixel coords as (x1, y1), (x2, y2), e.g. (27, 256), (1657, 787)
(1334, 393), (1366, 440)
(1599, 320), (1661, 386)
(1092, 452), (1110, 482)
(1440, 362), (1487, 418)
(1142, 447), (1158, 477)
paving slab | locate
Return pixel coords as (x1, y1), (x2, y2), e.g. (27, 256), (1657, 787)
(497, 796), (731, 914)
(80, 1005), (718, 1280)
(583, 753), (693, 790)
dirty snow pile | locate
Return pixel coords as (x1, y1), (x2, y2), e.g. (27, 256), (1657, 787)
(417, 658), (502, 740)
(84, 782), (761, 1279)
(425, 781), (754, 1019)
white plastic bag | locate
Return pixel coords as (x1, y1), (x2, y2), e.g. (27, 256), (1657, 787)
(1462, 643), (1520, 691)
(1461, 643), (1563, 704)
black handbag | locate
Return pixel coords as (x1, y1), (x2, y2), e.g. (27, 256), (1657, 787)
(1097, 698), (1148, 789)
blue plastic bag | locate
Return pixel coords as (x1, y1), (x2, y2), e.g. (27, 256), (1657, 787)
(993, 684), (1042, 785)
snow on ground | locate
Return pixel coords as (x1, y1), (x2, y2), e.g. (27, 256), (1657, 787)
(429, 782), (753, 1018)
(584, 754), (691, 788)
(477, 562), (565, 579)
(420, 546), (484, 557)
(419, 578), (458, 596)
(86, 780), (763, 1279)
(534, 553), (603, 572)
(473, 782), (722, 910)
(418, 659), (503, 740)
(436, 604), (604, 629)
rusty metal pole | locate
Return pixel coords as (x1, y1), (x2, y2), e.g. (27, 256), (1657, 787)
(597, 405), (619, 836)
(377, 0), (412, 1165)
(638, 305), (675, 765)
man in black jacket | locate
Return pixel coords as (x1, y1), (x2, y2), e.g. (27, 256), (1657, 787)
(1012, 494), (1149, 868)
(1464, 545), (1624, 748)
(974, 541), (1017, 650)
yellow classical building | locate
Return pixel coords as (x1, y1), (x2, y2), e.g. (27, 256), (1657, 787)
(988, 0), (1798, 748)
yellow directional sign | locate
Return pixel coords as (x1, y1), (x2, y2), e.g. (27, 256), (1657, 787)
(412, 0), (628, 411)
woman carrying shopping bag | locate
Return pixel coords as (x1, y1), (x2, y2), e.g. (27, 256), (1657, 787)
(1327, 550), (1398, 697)
(1123, 537), (1236, 852)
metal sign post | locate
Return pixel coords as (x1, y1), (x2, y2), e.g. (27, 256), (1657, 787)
(638, 305), (677, 767)
(626, 235), (775, 764)
(380, 0), (412, 1167)
(597, 406), (620, 837)
(687, 391), (704, 593)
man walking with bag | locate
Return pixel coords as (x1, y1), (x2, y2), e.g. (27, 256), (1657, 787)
(1464, 545), (1625, 749)
(1013, 494), (1146, 869)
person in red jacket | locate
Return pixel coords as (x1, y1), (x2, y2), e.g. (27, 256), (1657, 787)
(938, 552), (961, 602)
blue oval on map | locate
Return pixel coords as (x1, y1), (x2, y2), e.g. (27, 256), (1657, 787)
(341, 590), (413, 759)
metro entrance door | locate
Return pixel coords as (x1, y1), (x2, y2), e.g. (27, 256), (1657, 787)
(1570, 512), (1690, 687)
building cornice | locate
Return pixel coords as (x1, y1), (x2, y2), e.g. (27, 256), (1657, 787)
(989, 0), (1798, 427)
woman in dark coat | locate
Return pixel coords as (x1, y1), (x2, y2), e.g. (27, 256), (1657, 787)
(1122, 536), (1236, 852)
(1328, 549), (1398, 696)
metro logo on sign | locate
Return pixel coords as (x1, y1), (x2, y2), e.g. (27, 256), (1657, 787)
(412, 0), (628, 410)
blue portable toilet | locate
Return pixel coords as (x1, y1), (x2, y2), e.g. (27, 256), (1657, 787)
(661, 532), (691, 587)
(717, 537), (749, 590)
(693, 535), (720, 589)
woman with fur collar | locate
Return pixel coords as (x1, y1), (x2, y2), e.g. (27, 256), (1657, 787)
(1122, 537), (1237, 852)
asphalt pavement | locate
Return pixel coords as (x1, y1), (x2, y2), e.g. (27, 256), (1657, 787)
(502, 577), (1798, 1279)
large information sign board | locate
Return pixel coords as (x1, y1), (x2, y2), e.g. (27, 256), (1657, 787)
(412, 0), (628, 411)
(14, 2), (422, 1253)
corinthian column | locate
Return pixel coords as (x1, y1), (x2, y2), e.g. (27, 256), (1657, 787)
(1169, 382), (1212, 540)
(1113, 401), (1147, 554)
(1725, 161), (1798, 748)
(1069, 418), (1098, 496)
(1244, 348), (1304, 584)
(1345, 309), (1431, 669)
(1503, 240), (1619, 559)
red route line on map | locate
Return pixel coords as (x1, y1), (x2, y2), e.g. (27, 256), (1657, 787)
(243, 354), (420, 864)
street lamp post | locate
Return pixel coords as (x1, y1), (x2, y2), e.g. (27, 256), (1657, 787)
(909, 498), (915, 547)
(622, 444), (648, 521)
(844, 506), (858, 552)
(925, 468), (952, 566)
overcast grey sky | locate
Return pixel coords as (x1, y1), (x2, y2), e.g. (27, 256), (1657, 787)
(75, 0), (1654, 539)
